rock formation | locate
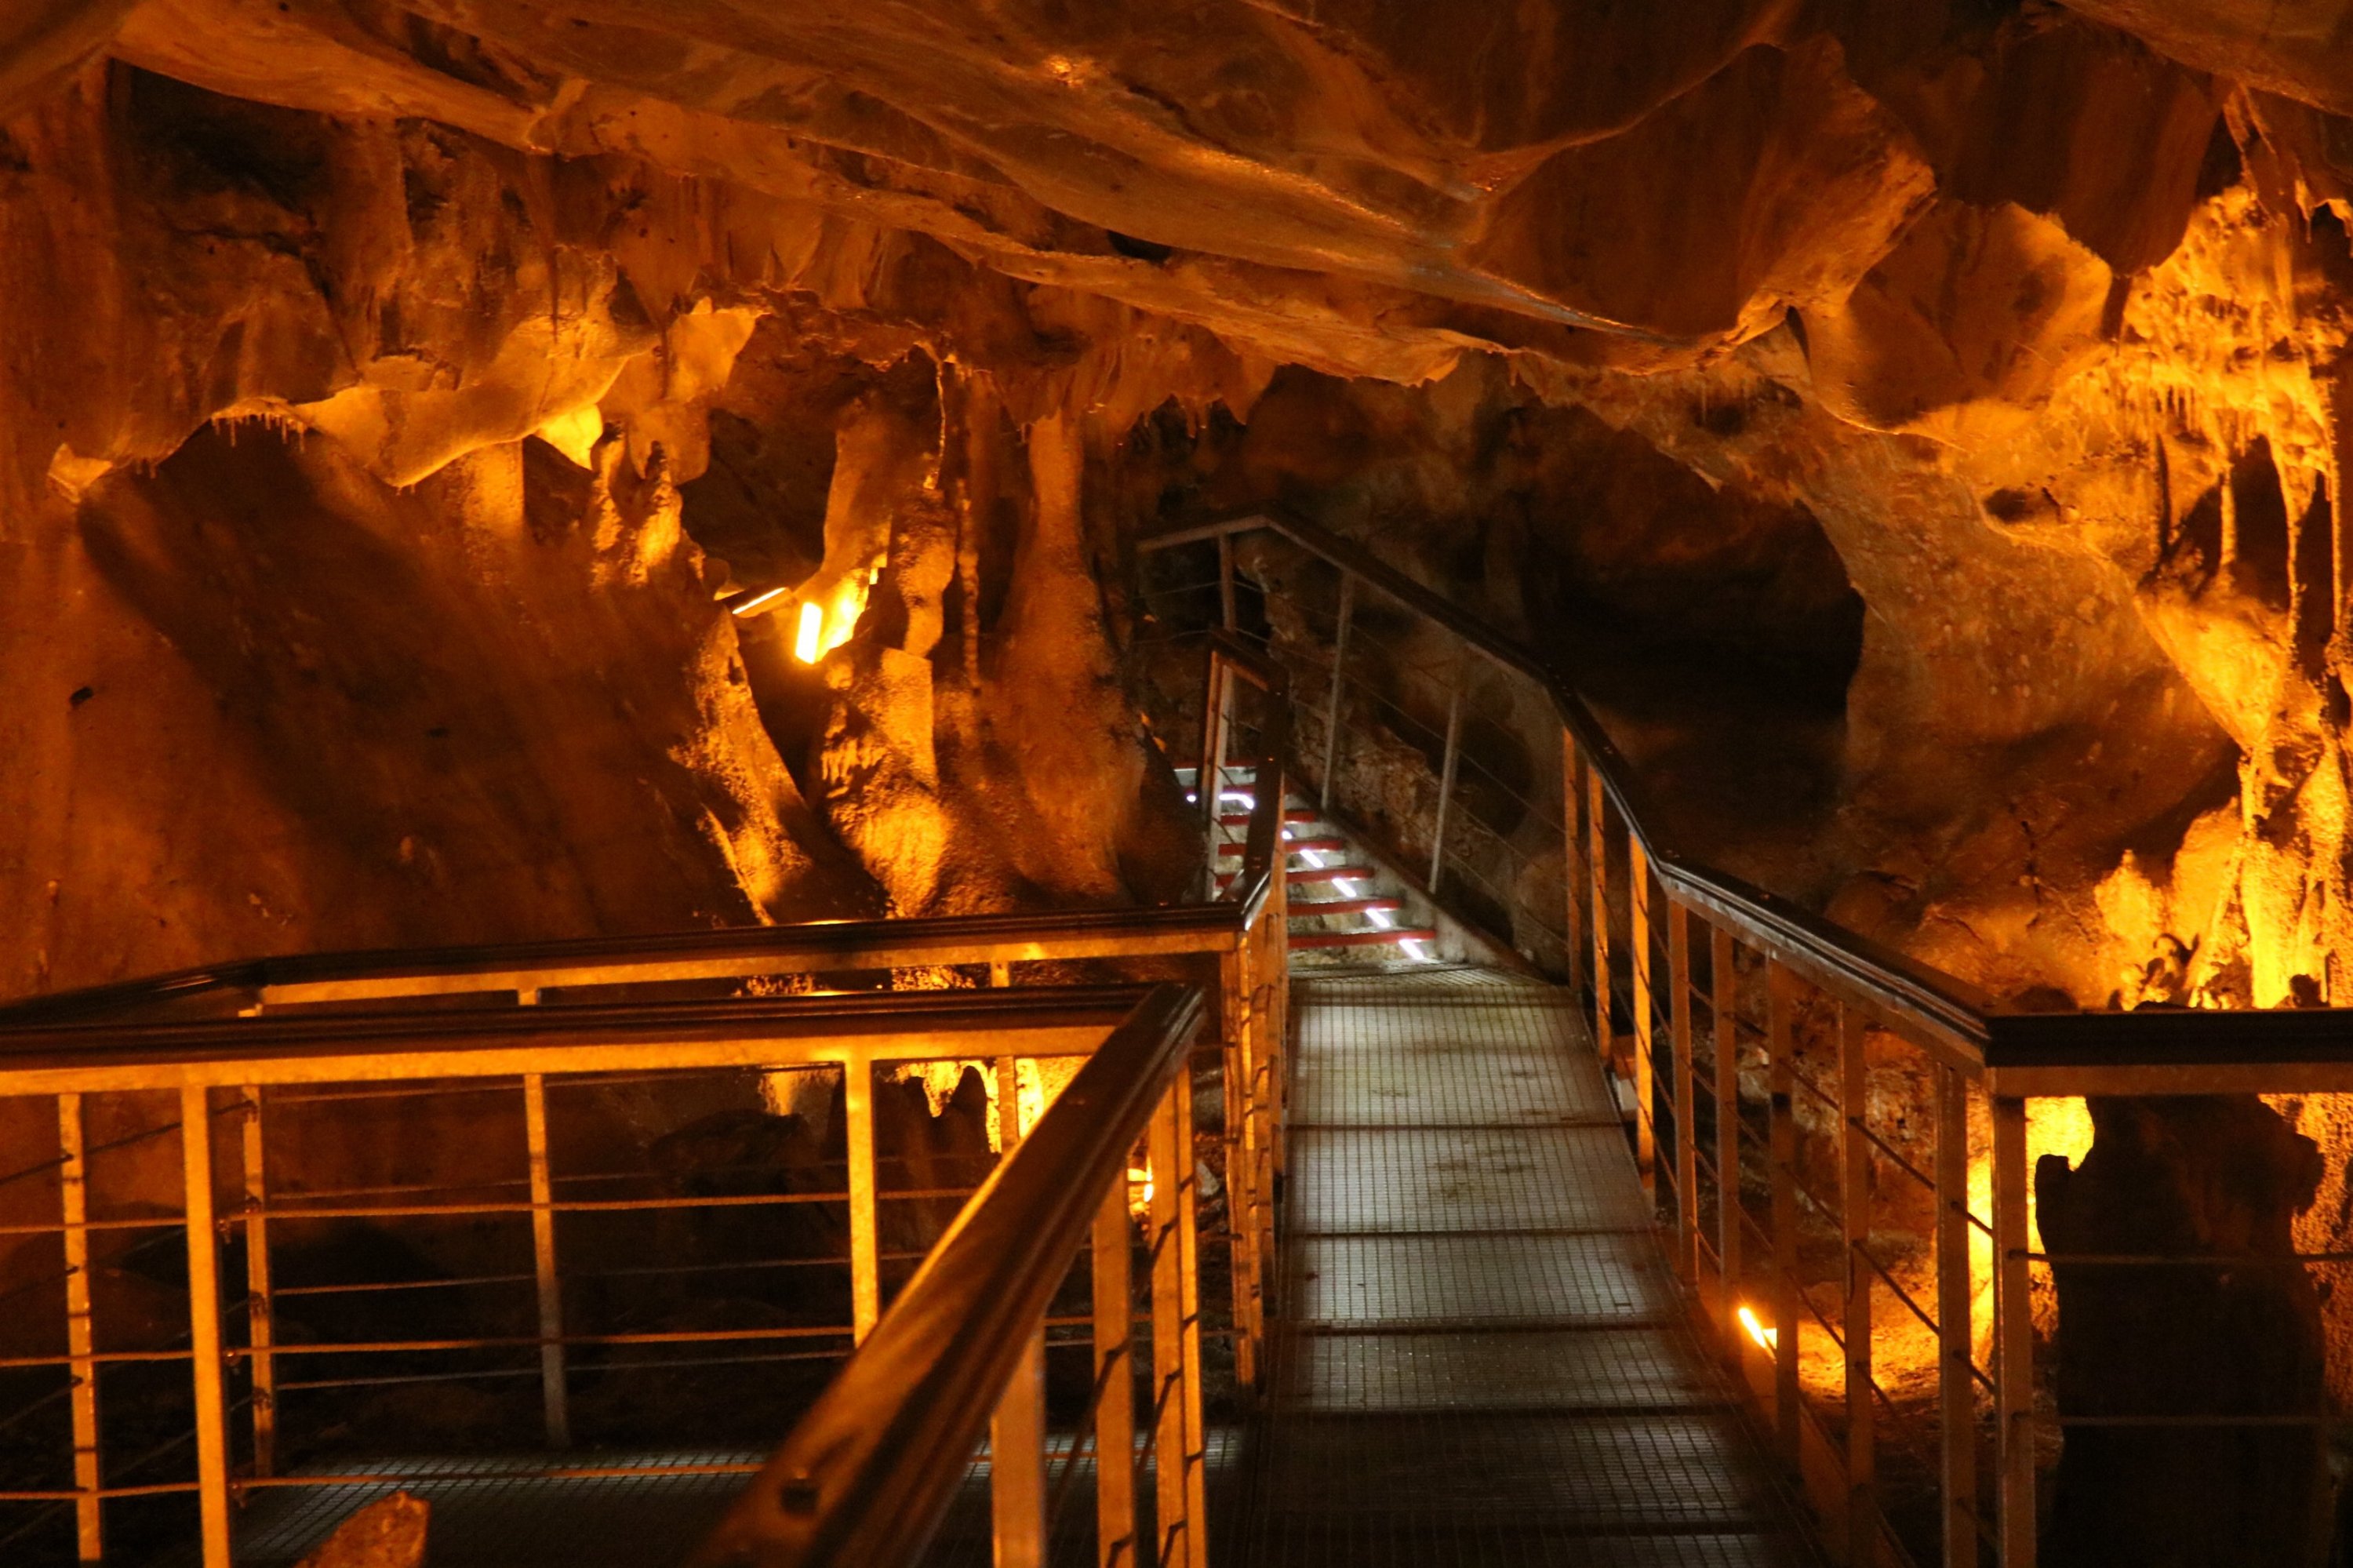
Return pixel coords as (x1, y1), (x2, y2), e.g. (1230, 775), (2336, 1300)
(6, 2), (2353, 1558)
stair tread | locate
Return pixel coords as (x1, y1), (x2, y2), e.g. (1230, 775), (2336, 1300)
(1293, 928), (1440, 949)
(1290, 897), (1406, 917)
(1217, 836), (1346, 856)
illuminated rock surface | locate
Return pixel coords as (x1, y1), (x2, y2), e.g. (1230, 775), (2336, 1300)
(4, 5), (2353, 1555)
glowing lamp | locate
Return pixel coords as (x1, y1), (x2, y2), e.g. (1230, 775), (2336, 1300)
(1737, 1303), (1778, 1352)
(794, 601), (824, 664)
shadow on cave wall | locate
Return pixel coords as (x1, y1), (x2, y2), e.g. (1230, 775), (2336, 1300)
(1115, 364), (1865, 899)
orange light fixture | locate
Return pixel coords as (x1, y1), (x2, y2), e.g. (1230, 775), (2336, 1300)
(794, 601), (824, 664)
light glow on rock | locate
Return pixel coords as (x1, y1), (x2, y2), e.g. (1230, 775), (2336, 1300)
(794, 601), (824, 664)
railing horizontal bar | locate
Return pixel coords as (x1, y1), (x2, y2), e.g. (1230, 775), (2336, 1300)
(239, 1461), (772, 1489)
(1854, 1242), (1940, 1341)
(0, 988), (1156, 1095)
(2028, 1251), (2353, 1266)
(2056, 1413), (2332, 1427)
(0, 1483), (198, 1501)
(0, 1213), (184, 1239)
(227, 1324), (857, 1359)
(0, 906), (1264, 1026)
(0, 1349), (193, 1370)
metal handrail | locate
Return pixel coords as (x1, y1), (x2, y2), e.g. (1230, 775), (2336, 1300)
(1143, 507), (2353, 1075)
(689, 983), (1207, 1568)
(0, 893), (1279, 1024)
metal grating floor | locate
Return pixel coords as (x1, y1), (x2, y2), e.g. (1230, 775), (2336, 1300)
(215, 1452), (766, 1566)
(1227, 970), (1817, 1567)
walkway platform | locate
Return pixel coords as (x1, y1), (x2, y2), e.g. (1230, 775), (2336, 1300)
(205, 965), (1814, 1568)
(1224, 966), (1816, 1566)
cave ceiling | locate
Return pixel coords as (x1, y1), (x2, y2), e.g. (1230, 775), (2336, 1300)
(5, 0), (2353, 1010)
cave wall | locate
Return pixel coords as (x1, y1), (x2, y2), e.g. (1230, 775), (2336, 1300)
(2, 2), (2351, 1009)
(7, 0), (2353, 1532)
(0, 60), (1265, 994)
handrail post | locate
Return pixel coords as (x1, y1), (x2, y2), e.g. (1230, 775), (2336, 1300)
(1149, 1074), (1207, 1568)
(1711, 928), (1740, 1321)
(180, 1086), (233, 1568)
(991, 1089), (1048, 1568)
(1217, 531), (1237, 631)
(1937, 1063), (1979, 1568)
(1427, 649), (1466, 893)
(241, 1085), (277, 1478)
(1629, 834), (1656, 1191)
(1221, 948), (1263, 1390)
(58, 1093), (101, 1563)
(1588, 769), (1612, 1066)
(1766, 962), (1800, 1468)
(846, 1055), (881, 1343)
(1669, 904), (1697, 1281)
(1562, 734), (1586, 1000)
(1320, 571), (1355, 811)
(1993, 1093), (2037, 1568)
(1839, 1003), (1877, 1561)
(522, 1071), (570, 1449)
(1201, 652), (1235, 887)
(1093, 1166), (1138, 1568)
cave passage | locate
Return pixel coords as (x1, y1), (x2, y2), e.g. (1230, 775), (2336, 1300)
(9, 5), (2353, 1567)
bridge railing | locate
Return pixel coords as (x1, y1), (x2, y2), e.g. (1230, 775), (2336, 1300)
(1140, 508), (2353, 1568)
(0, 646), (1289, 1568)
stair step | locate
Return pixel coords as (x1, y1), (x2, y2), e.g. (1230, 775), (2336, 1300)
(1217, 836), (1345, 857)
(1220, 863), (1375, 888)
(1290, 927), (1440, 950)
(1289, 897), (1405, 919)
(1217, 809), (1319, 828)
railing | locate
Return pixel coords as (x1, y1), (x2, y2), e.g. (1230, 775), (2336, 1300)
(1139, 507), (2353, 1568)
(0, 642), (1291, 1568)
(689, 984), (1209, 1568)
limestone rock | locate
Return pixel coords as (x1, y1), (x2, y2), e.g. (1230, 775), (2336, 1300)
(296, 1493), (430, 1568)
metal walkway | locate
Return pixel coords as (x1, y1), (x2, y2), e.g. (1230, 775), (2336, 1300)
(1226, 966), (1815, 1567)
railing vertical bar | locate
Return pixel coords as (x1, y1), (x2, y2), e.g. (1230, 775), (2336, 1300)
(1588, 768), (1611, 1070)
(1629, 833), (1656, 1191)
(180, 1085), (232, 1568)
(991, 1087), (1047, 1568)
(846, 1056), (881, 1343)
(990, 1331), (1048, 1568)
(58, 1092), (100, 1563)
(1840, 1003), (1877, 1560)
(1093, 1166), (1137, 1568)
(522, 1072), (570, 1448)
(1993, 1093), (2037, 1568)
(1713, 927), (1740, 1320)
(1562, 732), (1586, 1002)
(1148, 1075), (1206, 1568)
(1937, 1062), (1978, 1568)
(1669, 903), (1697, 1281)
(241, 1084), (277, 1478)
(1221, 948), (1261, 1392)
(1428, 653), (1466, 893)
(1766, 961), (1800, 1468)
(1319, 572), (1355, 811)
(1176, 1069), (1208, 1568)
(998, 1058), (1025, 1150)
(1202, 656), (1235, 885)
(1217, 531), (1237, 632)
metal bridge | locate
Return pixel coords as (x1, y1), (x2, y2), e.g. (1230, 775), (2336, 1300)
(0, 511), (2346, 1568)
